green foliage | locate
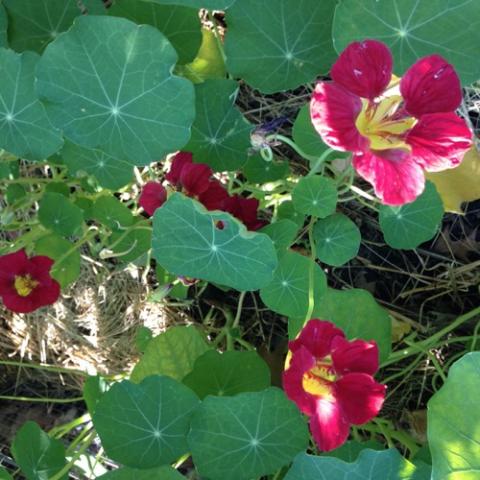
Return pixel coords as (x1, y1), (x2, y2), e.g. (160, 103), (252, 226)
(225, 0), (337, 93)
(185, 79), (252, 171)
(293, 104), (329, 157)
(260, 219), (299, 251)
(97, 466), (185, 479)
(183, 350), (271, 398)
(92, 196), (134, 231)
(277, 200), (305, 227)
(36, 15), (195, 165)
(0, 4), (7, 47)
(38, 192), (84, 237)
(83, 375), (109, 415)
(152, 194), (278, 291)
(328, 440), (384, 462)
(379, 182), (444, 250)
(12, 421), (67, 480)
(147, 0), (237, 9)
(131, 325), (210, 383)
(188, 388), (310, 480)
(0, 467), (12, 480)
(428, 352), (480, 480)
(292, 176), (338, 218)
(243, 155), (290, 184)
(334, 0), (480, 85)
(93, 376), (199, 469)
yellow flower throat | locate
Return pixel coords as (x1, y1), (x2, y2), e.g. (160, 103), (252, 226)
(14, 274), (39, 297)
(302, 356), (336, 400)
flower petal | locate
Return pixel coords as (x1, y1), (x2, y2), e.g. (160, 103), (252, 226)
(289, 319), (345, 360)
(0, 249), (28, 294)
(180, 162), (212, 196)
(222, 195), (263, 231)
(311, 82), (367, 152)
(353, 149), (425, 205)
(407, 113), (473, 172)
(400, 55), (462, 117)
(310, 397), (350, 452)
(165, 151), (193, 185)
(331, 337), (379, 376)
(335, 373), (386, 425)
(283, 346), (316, 416)
(198, 180), (229, 211)
(331, 40), (393, 100)
(139, 181), (167, 216)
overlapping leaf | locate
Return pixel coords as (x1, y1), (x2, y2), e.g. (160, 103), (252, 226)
(0, 4), (7, 47)
(38, 192), (84, 237)
(98, 466), (185, 479)
(147, 0), (237, 9)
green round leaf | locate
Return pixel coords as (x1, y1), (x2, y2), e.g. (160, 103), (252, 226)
(108, 0), (202, 64)
(131, 325), (210, 383)
(3, 0), (83, 53)
(63, 141), (133, 190)
(308, 288), (392, 362)
(38, 192), (84, 237)
(36, 15), (195, 166)
(188, 388), (309, 480)
(260, 251), (327, 319)
(97, 466), (184, 480)
(277, 200), (305, 227)
(152, 193), (278, 291)
(147, 0), (236, 9)
(224, 0), (337, 93)
(293, 104), (328, 157)
(333, 0), (480, 86)
(260, 219), (299, 251)
(0, 49), (63, 160)
(44, 182), (70, 197)
(93, 376), (199, 469)
(313, 213), (360, 266)
(379, 182), (444, 250)
(428, 352), (480, 480)
(292, 176), (338, 218)
(0, 467), (12, 480)
(185, 79), (252, 171)
(285, 449), (430, 480)
(83, 375), (109, 415)
(183, 350), (271, 399)
(0, 4), (7, 47)
(328, 440), (384, 462)
(243, 155), (290, 184)
(12, 421), (67, 480)
(92, 196), (134, 231)
(5, 184), (26, 204)
(35, 234), (81, 288)
(108, 219), (152, 263)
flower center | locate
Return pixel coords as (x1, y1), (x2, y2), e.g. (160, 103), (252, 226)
(355, 96), (416, 151)
(14, 274), (39, 297)
(302, 356), (336, 400)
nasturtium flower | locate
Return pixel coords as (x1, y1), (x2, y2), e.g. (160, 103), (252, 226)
(283, 319), (386, 452)
(310, 40), (473, 205)
(139, 181), (167, 216)
(0, 249), (60, 313)
(223, 195), (265, 231)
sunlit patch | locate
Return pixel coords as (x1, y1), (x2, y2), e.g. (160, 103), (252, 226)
(14, 274), (39, 297)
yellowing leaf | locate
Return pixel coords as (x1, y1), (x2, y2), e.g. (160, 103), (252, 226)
(176, 28), (226, 84)
(426, 145), (480, 213)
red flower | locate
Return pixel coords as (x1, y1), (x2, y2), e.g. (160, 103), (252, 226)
(198, 180), (230, 211)
(166, 152), (213, 197)
(222, 195), (265, 231)
(139, 181), (167, 216)
(310, 40), (472, 205)
(283, 319), (386, 452)
(0, 249), (60, 313)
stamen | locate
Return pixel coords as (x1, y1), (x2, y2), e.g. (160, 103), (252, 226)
(14, 274), (39, 297)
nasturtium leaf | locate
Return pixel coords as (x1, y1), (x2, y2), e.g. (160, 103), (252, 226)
(379, 182), (444, 250)
(5, 184), (26, 204)
(307, 288), (391, 362)
(0, 5), (7, 47)
(62, 142), (133, 190)
(148, 0), (236, 9)
(224, 0), (337, 93)
(35, 234), (81, 288)
(293, 104), (329, 157)
(108, 219), (152, 263)
(176, 28), (226, 83)
(328, 440), (384, 462)
(285, 449), (430, 480)
(260, 251), (327, 319)
(185, 79), (252, 171)
(313, 213), (361, 266)
(108, 0), (201, 64)
(183, 350), (271, 398)
(83, 375), (109, 415)
(260, 219), (298, 251)
(333, 0), (480, 86)
(277, 200), (305, 227)
(80, 0), (107, 14)
(93, 376), (199, 469)
(92, 196), (134, 231)
(188, 388), (309, 480)
(36, 16), (195, 166)
(97, 466), (184, 480)
(152, 193), (278, 291)
(0, 467), (12, 480)
(426, 146), (480, 213)
(0, 49), (63, 161)
(131, 325), (210, 383)
(75, 196), (94, 219)
(428, 352), (480, 480)
(3, 0), (84, 53)
(292, 176), (338, 218)
(243, 155), (290, 184)
(38, 192), (84, 237)
(44, 182), (70, 197)
(12, 421), (67, 480)
(135, 326), (154, 353)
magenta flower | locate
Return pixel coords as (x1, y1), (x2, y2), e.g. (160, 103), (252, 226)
(283, 319), (386, 452)
(310, 40), (472, 205)
(222, 195), (266, 231)
(139, 181), (167, 216)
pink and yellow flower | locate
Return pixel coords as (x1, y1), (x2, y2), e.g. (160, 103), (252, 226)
(283, 319), (386, 452)
(310, 40), (472, 205)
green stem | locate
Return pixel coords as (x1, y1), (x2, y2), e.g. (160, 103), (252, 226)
(0, 394), (84, 403)
(0, 359), (88, 377)
(305, 217), (317, 323)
